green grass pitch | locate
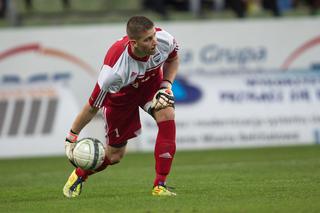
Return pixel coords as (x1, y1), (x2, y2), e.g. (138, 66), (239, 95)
(0, 145), (320, 212)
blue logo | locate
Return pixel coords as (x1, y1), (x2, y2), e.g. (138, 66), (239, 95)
(172, 76), (202, 104)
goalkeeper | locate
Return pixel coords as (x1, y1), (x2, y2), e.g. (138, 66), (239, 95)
(63, 16), (179, 197)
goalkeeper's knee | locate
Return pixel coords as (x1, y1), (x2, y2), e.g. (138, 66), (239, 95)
(154, 107), (175, 122)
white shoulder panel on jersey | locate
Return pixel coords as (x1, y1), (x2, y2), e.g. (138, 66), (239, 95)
(156, 30), (177, 55)
(98, 64), (123, 93)
(98, 47), (143, 92)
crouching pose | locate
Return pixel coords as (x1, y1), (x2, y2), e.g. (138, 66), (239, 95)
(63, 15), (179, 197)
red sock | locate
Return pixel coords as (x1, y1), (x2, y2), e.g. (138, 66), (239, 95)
(75, 155), (112, 180)
(153, 120), (176, 186)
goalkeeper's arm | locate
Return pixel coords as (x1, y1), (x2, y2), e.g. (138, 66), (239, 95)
(65, 103), (99, 163)
(146, 55), (179, 115)
(70, 103), (99, 135)
(162, 55), (179, 89)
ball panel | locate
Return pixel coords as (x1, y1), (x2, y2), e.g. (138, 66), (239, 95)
(73, 138), (105, 170)
(73, 140), (93, 169)
(89, 139), (99, 170)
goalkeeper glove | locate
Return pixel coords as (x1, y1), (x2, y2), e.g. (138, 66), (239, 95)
(65, 129), (78, 166)
(150, 80), (175, 112)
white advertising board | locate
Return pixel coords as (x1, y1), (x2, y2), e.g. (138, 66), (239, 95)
(0, 84), (80, 157)
(173, 18), (320, 74)
(139, 70), (320, 151)
(0, 18), (319, 157)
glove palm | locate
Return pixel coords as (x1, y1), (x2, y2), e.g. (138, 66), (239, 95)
(65, 130), (78, 166)
(151, 88), (175, 111)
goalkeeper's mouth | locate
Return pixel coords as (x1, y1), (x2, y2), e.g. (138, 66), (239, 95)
(149, 46), (157, 55)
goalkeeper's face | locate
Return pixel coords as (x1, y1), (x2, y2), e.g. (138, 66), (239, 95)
(134, 27), (158, 56)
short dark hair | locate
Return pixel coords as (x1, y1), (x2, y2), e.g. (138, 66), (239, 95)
(126, 16), (154, 39)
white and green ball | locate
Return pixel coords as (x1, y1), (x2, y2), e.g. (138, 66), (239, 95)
(73, 138), (105, 170)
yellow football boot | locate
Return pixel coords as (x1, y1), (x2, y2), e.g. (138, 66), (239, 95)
(63, 169), (83, 198)
(152, 185), (177, 196)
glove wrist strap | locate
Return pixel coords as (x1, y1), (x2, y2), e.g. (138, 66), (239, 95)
(160, 80), (172, 89)
(66, 129), (78, 143)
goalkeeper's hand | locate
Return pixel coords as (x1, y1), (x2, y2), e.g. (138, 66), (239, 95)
(150, 80), (175, 112)
(65, 130), (78, 166)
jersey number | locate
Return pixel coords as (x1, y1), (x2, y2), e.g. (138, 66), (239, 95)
(114, 128), (120, 138)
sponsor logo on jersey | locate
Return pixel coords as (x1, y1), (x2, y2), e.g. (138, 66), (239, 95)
(153, 52), (161, 63)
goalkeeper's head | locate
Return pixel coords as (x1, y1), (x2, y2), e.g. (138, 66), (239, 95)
(126, 16), (157, 56)
(126, 16), (154, 39)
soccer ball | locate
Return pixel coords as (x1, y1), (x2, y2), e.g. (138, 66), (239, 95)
(73, 137), (105, 170)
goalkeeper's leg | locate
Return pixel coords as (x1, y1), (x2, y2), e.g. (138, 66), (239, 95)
(76, 144), (126, 178)
(152, 107), (177, 196)
(63, 144), (126, 198)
